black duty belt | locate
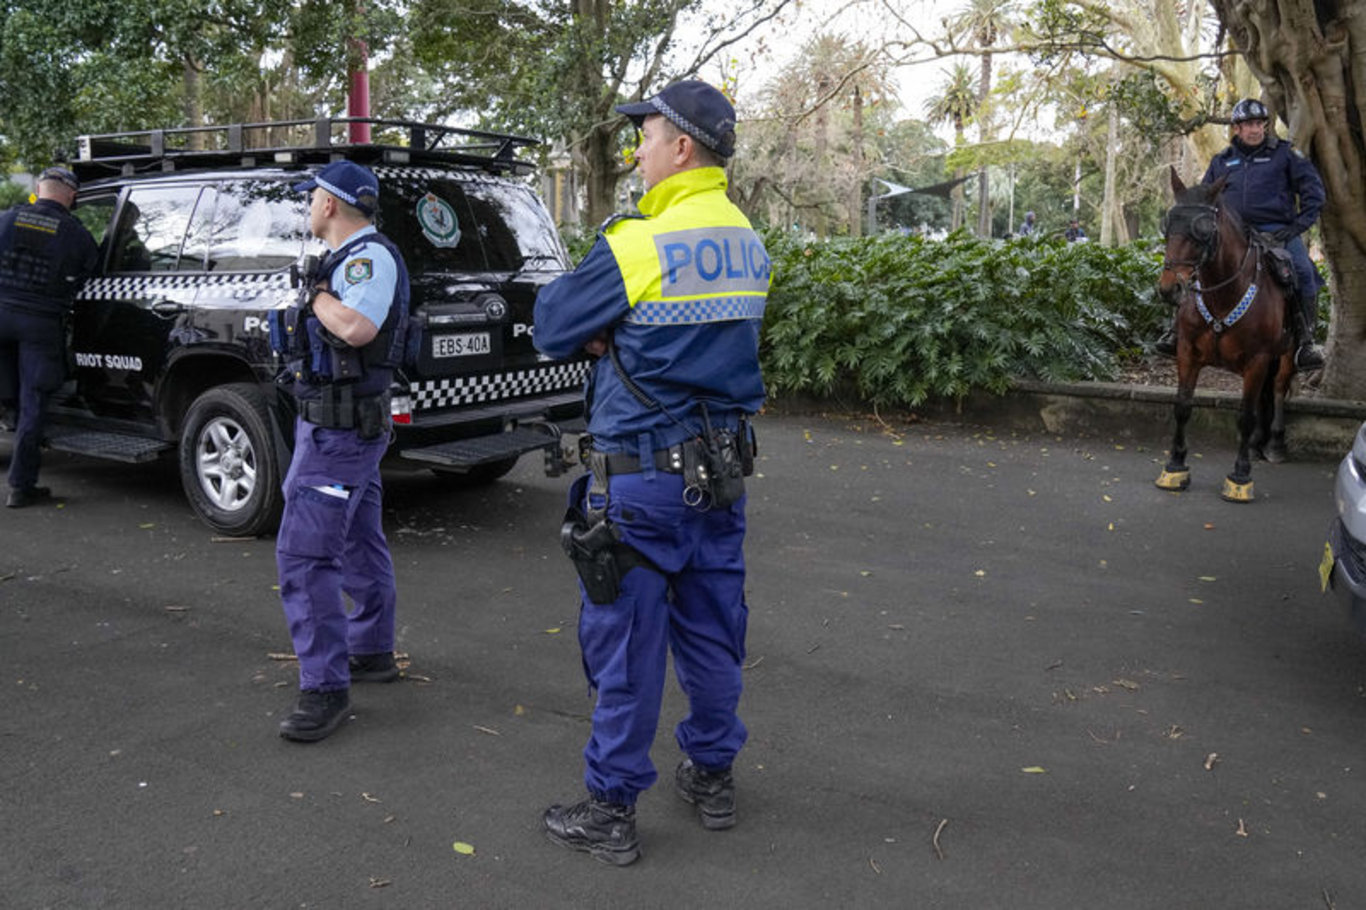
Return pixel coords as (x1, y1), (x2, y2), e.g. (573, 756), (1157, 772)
(299, 392), (388, 436)
(600, 445), (687, 475)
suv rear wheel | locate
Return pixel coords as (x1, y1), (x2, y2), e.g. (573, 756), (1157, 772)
(179, 383), (284, 536)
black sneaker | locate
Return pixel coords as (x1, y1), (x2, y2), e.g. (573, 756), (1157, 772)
(349, 652), (400, 683)
(278, 689), (351, 742)
(674, 758), (736, 830)
(543, 797), (640, 866)
(6, 486), (52, 509)
(1294, 343), (1325, 371)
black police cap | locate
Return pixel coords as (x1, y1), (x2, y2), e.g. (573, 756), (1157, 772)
(616, 80), (737, 159)
(38, 166), (79, 191)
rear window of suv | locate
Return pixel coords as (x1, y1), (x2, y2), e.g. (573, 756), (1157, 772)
(378, 175), (567, 273)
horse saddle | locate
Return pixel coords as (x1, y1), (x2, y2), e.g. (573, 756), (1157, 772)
(1256, 234), (1297, 291)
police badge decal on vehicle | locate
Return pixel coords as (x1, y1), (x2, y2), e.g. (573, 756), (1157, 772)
(417, 192), (461, 248)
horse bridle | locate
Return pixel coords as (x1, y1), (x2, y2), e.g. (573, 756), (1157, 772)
(1161, 201), (1253, 294)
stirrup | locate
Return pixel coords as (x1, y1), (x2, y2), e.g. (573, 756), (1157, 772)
(1294, 344), (1325, 371)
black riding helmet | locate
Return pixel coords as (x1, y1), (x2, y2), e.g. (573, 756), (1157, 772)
(1230, 98), (1269, 124)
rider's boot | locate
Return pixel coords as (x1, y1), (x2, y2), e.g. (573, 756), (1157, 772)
(1153, 309), (1178, 358)
(1292, 294), (1326, 371)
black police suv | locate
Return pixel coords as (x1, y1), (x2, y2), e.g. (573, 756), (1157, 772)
(19, 118), (585, 536)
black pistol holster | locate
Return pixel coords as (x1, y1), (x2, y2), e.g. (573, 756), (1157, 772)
(559, 462), (660, 605)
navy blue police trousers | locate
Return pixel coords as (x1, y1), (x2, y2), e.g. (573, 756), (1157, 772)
(0, 306), (65, 493)
(572, 469), (750, 805)
(276, 417), (397, 692)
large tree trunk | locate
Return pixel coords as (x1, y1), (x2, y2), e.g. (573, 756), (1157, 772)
(581, 122), (620, 226)
(1210, 0), (1366, 397)
(1100, 94), (1118, 245)
(976, 51), (993, 237)
(848, 85), (863, 237)
(951, 124), (966, 231)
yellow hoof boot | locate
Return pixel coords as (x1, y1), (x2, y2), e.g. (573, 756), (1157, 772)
(1155, 469), (1190, 491)
(1220, 477), (1254, 502)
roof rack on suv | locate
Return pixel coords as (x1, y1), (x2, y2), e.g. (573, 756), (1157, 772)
(72, 117), (541, 180)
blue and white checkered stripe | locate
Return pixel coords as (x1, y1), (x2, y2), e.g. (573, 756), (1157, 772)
(79, 272), (292, 303)
(409, 361), (590, 410)
(624, 295), (765, 325)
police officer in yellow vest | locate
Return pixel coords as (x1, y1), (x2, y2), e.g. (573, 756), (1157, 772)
(535, 80), (770, 865)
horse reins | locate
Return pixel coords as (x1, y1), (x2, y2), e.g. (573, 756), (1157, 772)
(1161, 202), (1256, 293)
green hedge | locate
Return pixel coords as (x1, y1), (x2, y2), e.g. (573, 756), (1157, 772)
(759, 230), (1165, 406)
(555, 223), (1337, 406)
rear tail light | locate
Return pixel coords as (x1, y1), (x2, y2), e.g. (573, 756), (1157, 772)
(390, 393), (413, 425)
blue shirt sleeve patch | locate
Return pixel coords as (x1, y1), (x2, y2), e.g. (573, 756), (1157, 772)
(330, 242), (396, 327)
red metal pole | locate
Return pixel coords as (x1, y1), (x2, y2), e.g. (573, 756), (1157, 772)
(347, 10), (371, 143)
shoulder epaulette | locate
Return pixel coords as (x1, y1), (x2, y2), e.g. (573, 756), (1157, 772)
(597, 212), (646, 235)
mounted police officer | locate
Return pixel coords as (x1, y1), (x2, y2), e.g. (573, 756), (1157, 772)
(272, 160), (409, 742)
(1154, 98), (1326, 370)
(0, 167), (99, 508)
(535, 80), (769, 865)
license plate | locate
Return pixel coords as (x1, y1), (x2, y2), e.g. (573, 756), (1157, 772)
(1320, 540), (1335, 593)
(432, 332), (491, 358)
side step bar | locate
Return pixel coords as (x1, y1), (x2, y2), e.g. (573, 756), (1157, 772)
(398, 424), (578, 475)
(44, 428), (172, 463)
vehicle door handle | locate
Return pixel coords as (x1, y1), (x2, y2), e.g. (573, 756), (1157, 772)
(151, 300), (186, 318)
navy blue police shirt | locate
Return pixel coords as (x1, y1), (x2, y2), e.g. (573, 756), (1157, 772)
(1202, 137), (1325, 235)
(0, 198), (99, 316)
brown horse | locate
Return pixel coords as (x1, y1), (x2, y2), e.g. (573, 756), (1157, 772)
(1155, 167), (1295, 502)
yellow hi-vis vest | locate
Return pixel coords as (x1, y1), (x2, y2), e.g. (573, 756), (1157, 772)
(602, 167), (769, 325)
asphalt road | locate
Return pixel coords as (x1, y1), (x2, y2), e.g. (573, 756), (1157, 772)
(2, 411), (1363, 909)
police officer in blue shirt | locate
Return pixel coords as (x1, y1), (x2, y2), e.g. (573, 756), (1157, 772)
(0, 166), (99, 508)
(273, 160), (409, 742)
(1155, 98), (1327, 369)
(536, 80), (769, 865)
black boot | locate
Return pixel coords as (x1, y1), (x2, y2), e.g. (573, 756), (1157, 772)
(278, 689), (351, 742)
(1153, 312), (1178, 357)
(349, 651), (400, 683)
(6, 486), (52, 508)
(543, 797), (640, 865)
(1292, 302), (1325, 371)
(675, 758), (736, 830)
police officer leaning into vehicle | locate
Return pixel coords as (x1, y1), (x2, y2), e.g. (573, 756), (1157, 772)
(0, 167), (99, 509)
(1154, 97), (1327, 370)
(271, 161), (409, 742)
(534, 80), (769, 865)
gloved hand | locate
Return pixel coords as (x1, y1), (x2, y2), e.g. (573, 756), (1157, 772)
(1271, 227), (1296, 244)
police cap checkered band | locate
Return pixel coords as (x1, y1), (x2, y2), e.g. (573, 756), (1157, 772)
(38, 167), (79, 191)
(292, 160), (379, 215)
(616, 80), (737, 158)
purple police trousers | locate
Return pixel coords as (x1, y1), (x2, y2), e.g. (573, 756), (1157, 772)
(572, 470), (750, 806)
(275, 417), (396, 692)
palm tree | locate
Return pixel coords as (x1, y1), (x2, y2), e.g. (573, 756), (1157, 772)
(924, 63), (978, 231)
(950, 0), (1015, 236)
